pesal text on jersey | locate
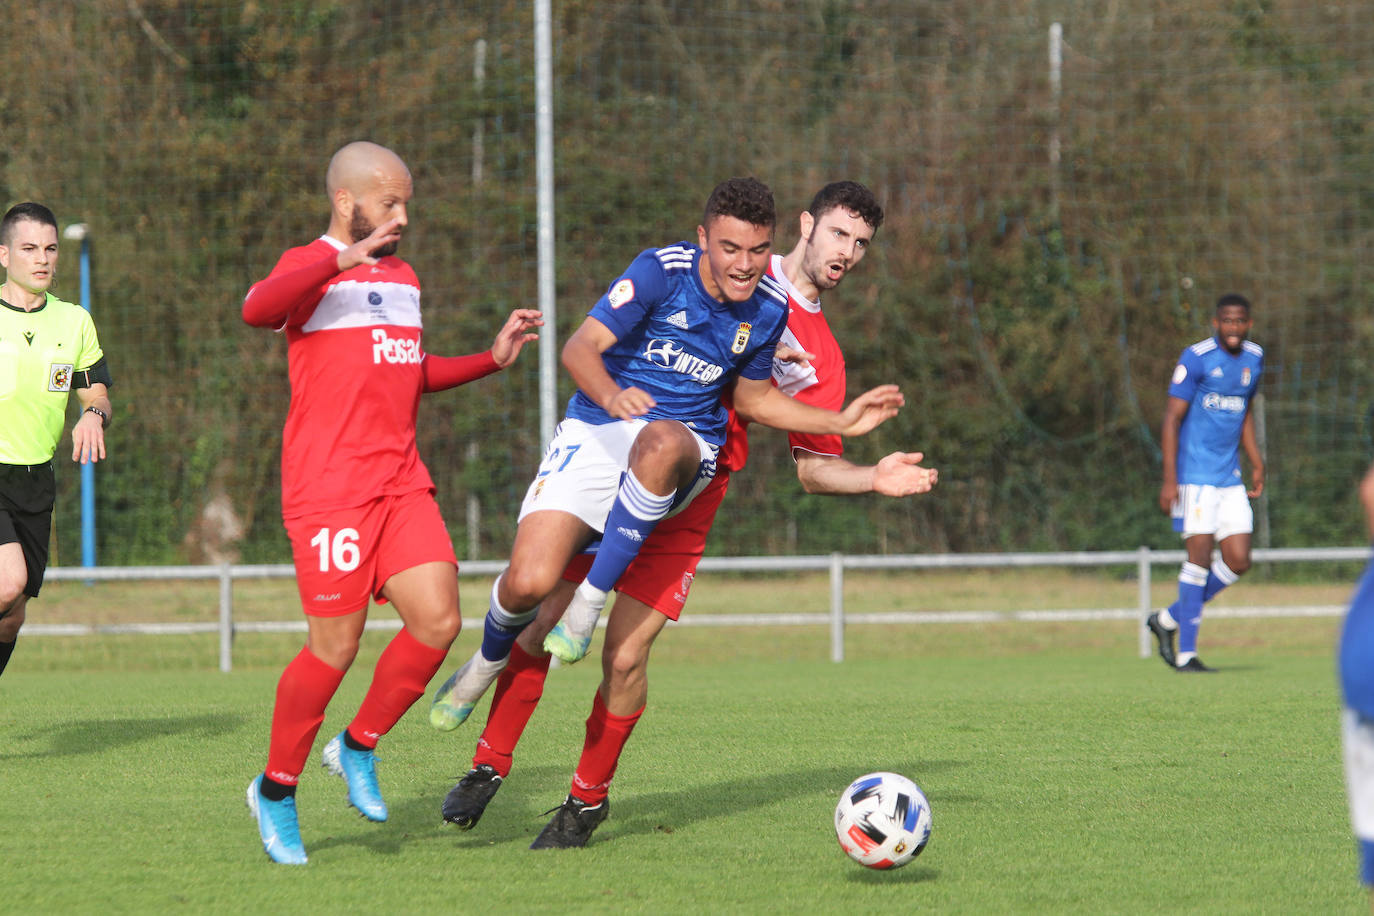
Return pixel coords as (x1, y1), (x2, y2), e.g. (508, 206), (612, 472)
(641, 338), (725, 385)
(371, 328), (424, 364)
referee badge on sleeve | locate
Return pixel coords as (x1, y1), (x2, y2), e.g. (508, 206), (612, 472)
(48, 363), (73, 392)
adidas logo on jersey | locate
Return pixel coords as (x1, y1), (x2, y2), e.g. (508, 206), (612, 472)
(665, 310), (689, 330)
(1209, 367), (1224, 377)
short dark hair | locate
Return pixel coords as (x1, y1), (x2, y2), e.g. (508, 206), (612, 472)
(1216, 293), (1251, 313)
(808, 181), (884, 230)
(702, 177), (775, 230)
(1, 202), (59, 246)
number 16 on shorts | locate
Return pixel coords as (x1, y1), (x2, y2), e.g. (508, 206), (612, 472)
(310, 527), (360, 572)
(286, 512), (373, 615)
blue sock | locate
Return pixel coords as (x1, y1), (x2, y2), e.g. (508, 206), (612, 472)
(479, 575), (537, 662)
(1203, 559), (1239, 602)
(1175, 562), (1208, 655)
(586, 471), (674, 593)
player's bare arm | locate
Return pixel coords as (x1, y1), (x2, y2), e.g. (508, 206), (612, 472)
(1158, 395), (1189, 513)
(335, 217), (403, 271)
(796, 450), (938, 497)
(1240, 408), (1265, 499)
(561, 317), (656, 419)
(1360, 465), (1374, 540)
(733, 377), (901, 436)
(71, 382), (111, 465)
(489, 308), (545, 367)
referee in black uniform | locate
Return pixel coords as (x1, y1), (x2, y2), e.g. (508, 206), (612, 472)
(0, 203), (113, 677)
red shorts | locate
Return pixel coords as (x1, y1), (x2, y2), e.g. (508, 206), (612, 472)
(562, 471), (732, 620)
(284, 488), (457, 617)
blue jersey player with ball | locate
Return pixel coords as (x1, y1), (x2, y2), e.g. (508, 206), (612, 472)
(1149, 294), (1265, 672)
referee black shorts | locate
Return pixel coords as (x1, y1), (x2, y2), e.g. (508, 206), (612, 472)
(0, 462), (57, 599)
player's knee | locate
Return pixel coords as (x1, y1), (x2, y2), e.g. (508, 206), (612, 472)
(308, 632), (362, 670)
(413, 611), (461, 648)
(1222, 553), (1251, 576)
(499, 565), (557, 612)
(0, 602), (25, 640)
(0, 577), (25, 610)
(602, 641), (649, 686)
(630, 422), (694, 467)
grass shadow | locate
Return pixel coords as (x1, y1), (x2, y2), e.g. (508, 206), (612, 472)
(6, 713), (249, 759)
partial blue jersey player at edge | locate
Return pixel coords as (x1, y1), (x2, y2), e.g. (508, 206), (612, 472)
(563, 242), (789, 449)
(1167, 336), (1264, 495)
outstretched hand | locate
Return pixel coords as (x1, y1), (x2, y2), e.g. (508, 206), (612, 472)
(491, 308), (545, 367)
(873, 451), (938, 497)
(838, 384), (904, 437)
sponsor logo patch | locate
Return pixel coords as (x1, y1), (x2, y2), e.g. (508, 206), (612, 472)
(1202, 392), (1247, 412)
(642, 339), (725, 385)
(1171, 364), (1187, 385)
(371, 328), (423, 364)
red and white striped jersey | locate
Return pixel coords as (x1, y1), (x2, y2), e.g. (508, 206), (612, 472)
(716, 253), (847, 472)
(245, 236), (433, 518)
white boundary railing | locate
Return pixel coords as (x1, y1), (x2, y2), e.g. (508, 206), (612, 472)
(31, 546), (1369, 671)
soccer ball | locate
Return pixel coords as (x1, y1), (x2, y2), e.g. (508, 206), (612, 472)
(834, 772), (932, 869)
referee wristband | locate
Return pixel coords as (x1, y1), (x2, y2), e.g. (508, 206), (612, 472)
(83, 406), (110, 429)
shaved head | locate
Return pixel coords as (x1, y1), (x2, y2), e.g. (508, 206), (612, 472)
(324, 141), (413, 257)
(326, 141), (410, 197)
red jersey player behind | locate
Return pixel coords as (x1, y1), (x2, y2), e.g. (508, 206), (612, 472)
(241, 140), (541, 865)
(432, 181), (937, 848)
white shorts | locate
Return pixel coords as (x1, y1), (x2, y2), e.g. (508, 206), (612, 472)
(517, 417), (718, 532)
(1345, 709), (1374, 843)
(1171, 483), (1253, 540)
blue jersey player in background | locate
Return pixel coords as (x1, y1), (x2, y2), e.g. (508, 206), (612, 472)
(431, 179), (905, 842)
(1340, 464), (1374, 898)
(1148, 293), (1265, 672)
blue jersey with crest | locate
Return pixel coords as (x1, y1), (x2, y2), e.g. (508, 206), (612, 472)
(565, 242), (789, 447)
(1168, 335), (1264, 487)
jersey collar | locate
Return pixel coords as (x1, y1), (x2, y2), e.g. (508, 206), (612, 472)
(0, 292), (50, 314)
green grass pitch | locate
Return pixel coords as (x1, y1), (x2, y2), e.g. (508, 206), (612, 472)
(0, 617), (1366, 913)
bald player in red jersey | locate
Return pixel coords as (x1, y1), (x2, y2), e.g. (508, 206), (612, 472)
(241, 140), (541, 865)
(432, 181), (938, 849)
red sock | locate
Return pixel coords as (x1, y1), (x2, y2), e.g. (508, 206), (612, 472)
(570, 689), (643, 805)
(473, 642), (552, 776)
(265, 647), (346, 785)
(348, 628), (449, 747)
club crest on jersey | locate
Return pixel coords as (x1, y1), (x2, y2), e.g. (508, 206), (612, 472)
(608, 278), (635, 309)
(48, 363), (73, 392)
(1242, 367), (1251, 387)
(731, 322), (752, 354)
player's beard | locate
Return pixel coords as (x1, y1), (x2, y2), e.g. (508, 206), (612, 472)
(349, 208), (398, 258)
(805, 246), (842, 292)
